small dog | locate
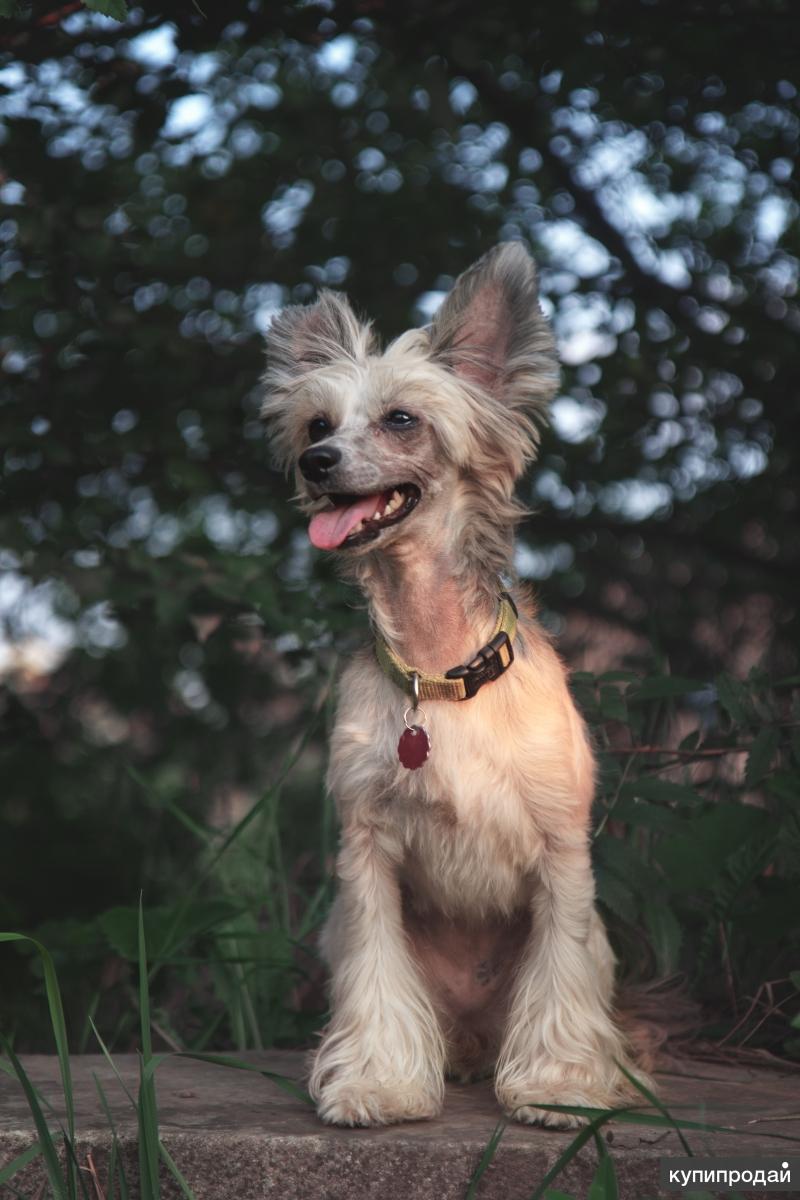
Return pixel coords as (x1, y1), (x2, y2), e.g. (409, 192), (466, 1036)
(262, 243), (646, 1127)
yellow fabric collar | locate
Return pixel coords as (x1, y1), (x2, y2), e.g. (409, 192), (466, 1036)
(374, 592), (518, 702)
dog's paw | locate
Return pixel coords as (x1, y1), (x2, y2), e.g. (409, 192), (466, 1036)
(500, 1091), (589, 1129)
(316, 1080), (441, 1127)
(497, 1075), (636, 1129)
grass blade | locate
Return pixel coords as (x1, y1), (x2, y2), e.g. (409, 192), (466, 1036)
(92, 1072), (121, 1134)
(134, 715), (322, 996)
(93, 1071), (124, 1200)
(108, 1138), (119, 1200)
(138, 899), (153, 1064)
(616, 1060), (693, 1156)
(62, 1133), (92, 1200)
(137, 898), (161, 1200)
(588, 1148), (619, 1200)
(464, 1117), (508, 1199)
(528, 1117), (607, 1200)
(115, 1149), (131, 1200)
(169, 1051), (313, 1105)
(502, 1099), (782, 1138)
(138, 1059), (161, 1200)
(1, 1036), (67, 1199)
(158, 1141), (196, 1200)
(88, 1020), (137, 1110)
(0, 1141), (44, 1186)
(125, 766), (214, 847)
(0, 932), (77, 1190)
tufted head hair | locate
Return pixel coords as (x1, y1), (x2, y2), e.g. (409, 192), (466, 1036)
(261, 242), (559, 576)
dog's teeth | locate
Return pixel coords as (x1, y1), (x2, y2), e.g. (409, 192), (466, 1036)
(373, 509), (381, 520)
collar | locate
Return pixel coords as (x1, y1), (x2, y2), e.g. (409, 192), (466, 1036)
(374, 592), (518, 702)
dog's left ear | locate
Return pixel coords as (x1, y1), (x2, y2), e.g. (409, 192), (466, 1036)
(265, 290), (375, 384)
(428, 242), (558, 416)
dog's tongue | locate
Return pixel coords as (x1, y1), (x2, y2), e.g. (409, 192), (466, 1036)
(308, 493), (383, 550)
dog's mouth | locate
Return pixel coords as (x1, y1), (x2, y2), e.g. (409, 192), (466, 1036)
(308, 483), (421, 550)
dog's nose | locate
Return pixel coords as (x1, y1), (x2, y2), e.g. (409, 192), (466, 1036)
(298, 444), (342, 482)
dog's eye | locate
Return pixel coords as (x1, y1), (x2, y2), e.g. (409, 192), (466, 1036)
(308, 417), (332, 443)
(384, 410), (417, 429)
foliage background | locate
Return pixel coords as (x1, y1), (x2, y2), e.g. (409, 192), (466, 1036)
(0, 0), (798, 1060)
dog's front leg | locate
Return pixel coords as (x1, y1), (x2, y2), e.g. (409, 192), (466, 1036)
(309, 822), (445, 1126)
(495, 839), (645, 1128)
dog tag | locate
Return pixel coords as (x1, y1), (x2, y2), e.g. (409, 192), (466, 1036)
(398, 725), (431, 769)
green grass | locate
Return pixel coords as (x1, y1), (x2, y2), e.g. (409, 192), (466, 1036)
(0, 904), (311, 1199)
(3, 931), (799, 1200)
(4, 668), (799, 1063)
(2, 666), (800, 1195)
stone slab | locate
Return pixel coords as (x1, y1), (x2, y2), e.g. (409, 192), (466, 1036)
(1, 1052), (799, 1198)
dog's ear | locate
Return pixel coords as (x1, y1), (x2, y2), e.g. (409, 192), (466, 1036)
(265, 290), (374, 383)
(428, 242), (557, 413)
(262, 290), (375, 471)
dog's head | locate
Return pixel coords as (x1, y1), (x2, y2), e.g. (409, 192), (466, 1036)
(261, 243), (558, 564)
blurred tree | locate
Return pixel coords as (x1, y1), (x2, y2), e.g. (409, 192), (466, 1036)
(0, 0), (798, 1040)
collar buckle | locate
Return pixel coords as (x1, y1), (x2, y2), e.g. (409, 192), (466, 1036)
(444, 630), (515, 700)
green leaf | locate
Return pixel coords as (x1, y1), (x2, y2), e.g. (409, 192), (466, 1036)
(83, 0), (128, 19)
(98, 899), (243, 961)
(610, 796), (686, 834)
(599, 685), (627, 722)
(733, 883), (800, 944)
(654, 804), (771, 893)
(595, 871), (637, 923)
(789, 970), (800, 992)
(619, 778), (700, 807)
(715, 673), (755, 725)
(744, 726), (779, 787)
(642, 899), (683, 975)
(595, 835), (653, 893)
(766, 771), (800, 802)
(627, 677), (703, 702)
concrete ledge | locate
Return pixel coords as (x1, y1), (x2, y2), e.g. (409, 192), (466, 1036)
(1, 1052), (799, 1198)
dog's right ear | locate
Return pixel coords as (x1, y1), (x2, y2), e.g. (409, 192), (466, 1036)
(427, 242), (557, 418)
(264, 290), (375, 387)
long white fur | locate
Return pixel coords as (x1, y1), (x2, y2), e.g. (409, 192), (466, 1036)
(262, 243), (650, 1127)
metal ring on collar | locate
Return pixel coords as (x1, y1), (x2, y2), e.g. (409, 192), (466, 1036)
(403, 704), (427, 731)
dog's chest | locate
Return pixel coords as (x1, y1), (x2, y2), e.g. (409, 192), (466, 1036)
(390, 701), (547, 916)
(330, 643), (589, 917)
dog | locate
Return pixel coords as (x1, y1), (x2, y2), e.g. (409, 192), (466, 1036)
(261, 242), (646, 1127)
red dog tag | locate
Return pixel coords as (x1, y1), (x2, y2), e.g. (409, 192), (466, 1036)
(398, 725), (431, 769)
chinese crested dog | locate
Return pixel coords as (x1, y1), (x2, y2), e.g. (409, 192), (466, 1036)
(262, 243), (646, 1127)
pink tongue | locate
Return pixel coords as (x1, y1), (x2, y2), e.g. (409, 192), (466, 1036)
(308, 493), (384, 550)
